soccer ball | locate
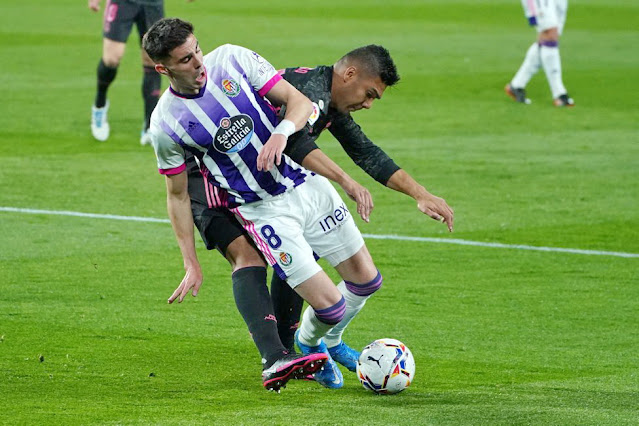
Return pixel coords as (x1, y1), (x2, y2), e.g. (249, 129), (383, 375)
(356, 338), (415, 394)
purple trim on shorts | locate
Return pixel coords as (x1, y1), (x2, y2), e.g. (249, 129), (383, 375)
(539, 40), (559, 48)
(345, 271), (383, 296)
(314, 297), (346, 325)
(527, 16), (537, 26)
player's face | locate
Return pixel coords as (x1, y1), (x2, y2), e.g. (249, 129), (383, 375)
(159, 34), (206, 94)
(334, 71), (386, 114)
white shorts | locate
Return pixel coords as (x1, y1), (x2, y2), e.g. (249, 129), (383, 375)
(521, 0), (568, 35)
(232, 174), (364, 287)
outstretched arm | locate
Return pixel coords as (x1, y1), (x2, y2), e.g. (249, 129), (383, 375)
(386, 169), (454, 232)
(165, 171), (203, 303)
(329, 113), (453, 231)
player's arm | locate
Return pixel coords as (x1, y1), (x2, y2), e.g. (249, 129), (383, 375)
(152, 123), (204, 303)
(330, 113), (454, 231)
(256, 80), (313, 171)
(165, 170), (203, 303)
(286, 132), (374, 222)
(386, 170), (453, 232)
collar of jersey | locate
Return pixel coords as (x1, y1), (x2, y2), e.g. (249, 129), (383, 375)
(169, 83), (207, 99)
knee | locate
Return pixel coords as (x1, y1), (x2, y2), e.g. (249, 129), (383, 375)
(102, 55), (122, 68)
(314, 296), (346, 325)
(539, 28), (559, 42)
(346, 270), (383, 296)
(226, 237), (266, 271)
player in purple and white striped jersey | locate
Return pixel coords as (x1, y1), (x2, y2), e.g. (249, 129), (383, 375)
(150, 45), (309, 206)
(143, 18), (379, 391)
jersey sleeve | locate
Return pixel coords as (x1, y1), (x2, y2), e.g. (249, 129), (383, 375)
(283, 129), (320, 165)
(151, 120), (186, 175)
(328, 113), (400, 185)
(229, 45), (281, 97)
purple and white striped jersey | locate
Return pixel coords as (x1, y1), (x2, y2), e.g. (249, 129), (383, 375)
(150, 44), (309, 207)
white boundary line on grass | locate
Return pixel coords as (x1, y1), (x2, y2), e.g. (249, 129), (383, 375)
(2, 206), (638, 259)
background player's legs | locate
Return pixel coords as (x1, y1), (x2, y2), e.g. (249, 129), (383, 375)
(538, 28), (572, 105)
(140, 49), (160, 145)
(92, 39), (125, 141)
(510, 42), (541, 91)
(96, 39), (125, 107)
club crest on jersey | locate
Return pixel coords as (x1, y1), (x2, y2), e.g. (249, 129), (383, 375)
(279, 252), (293, 266)
(220, 78), (241, 97)
(214, 114), (254, 154)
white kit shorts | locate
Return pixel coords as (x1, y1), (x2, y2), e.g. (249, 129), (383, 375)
(521, 0), (568, 34)
(232, 174), (364, 287)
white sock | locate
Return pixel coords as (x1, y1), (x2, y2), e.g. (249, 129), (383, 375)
(540, 44), (567, 99)
(511, 42), (541, 89)
(323, 281), (370, 348)
(297, 305), (333, 347)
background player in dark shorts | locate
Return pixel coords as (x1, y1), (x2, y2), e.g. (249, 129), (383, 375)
(88, 0), (190, 144)
(186, 45), (454, 380)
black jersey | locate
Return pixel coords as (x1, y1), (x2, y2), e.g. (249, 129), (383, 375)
(281, 66), (400, 185)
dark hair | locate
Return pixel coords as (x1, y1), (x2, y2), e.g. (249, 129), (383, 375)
(339, 45), (400, 86)
(142, 18), (194, 62)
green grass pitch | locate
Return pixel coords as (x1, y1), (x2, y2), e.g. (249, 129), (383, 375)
(1, 0), (638, 424)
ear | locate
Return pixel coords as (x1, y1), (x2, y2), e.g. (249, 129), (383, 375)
(155, 63), (170, 76)
(343, 66), (358, 83)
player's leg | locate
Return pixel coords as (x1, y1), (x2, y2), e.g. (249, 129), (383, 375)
(136, 4), (163, 145)
(323, 244), (381, 372)
(294, 174), (382, 372)
(270, 273), (304, 353)
(505, 0), (542, 104)
(233, 197), (346, 388)
(91, 0), (135, 141)
(506, 41), (539, 104)
(188, 167), (325, 390)
(536, 0), (573, 106)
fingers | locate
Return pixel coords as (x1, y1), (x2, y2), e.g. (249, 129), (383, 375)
(354, 189), (373, 223)
(192, 279), (202, 297)
(168, 284), (183, 304)
(257, 147), (278, 171)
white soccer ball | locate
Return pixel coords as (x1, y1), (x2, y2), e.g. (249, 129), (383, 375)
(356, 338), (415, 394)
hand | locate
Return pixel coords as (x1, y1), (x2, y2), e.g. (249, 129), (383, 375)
(168, 264), (203, 304)
(341, 178), (374, 223)
(88, 0), (101, 12)
(257, 134), (287, 171)
(417, 194), (454, 232)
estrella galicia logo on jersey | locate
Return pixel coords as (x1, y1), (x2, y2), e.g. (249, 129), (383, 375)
(221, 78), (241, 97)
(214, 114), (254, 153)
(279, 252), (293, 266)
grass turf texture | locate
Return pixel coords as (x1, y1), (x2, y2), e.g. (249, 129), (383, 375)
(1, 0), (638, 424)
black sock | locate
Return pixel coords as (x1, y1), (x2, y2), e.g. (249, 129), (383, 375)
(232, 267), (287, 369)
(95, 59), (117, 108)
(270, 273), (304, 353)
(142, 66), (161, 130)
